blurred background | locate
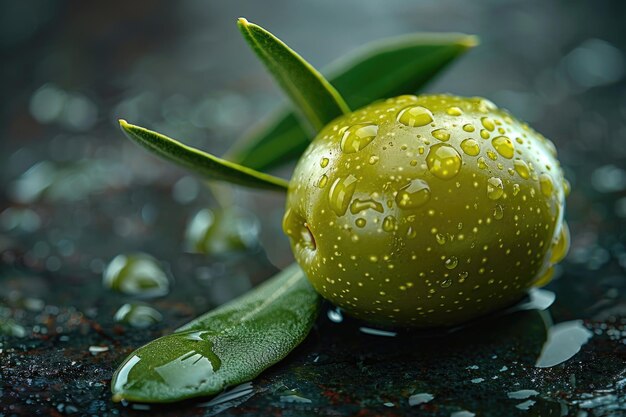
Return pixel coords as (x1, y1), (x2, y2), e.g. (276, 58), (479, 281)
(1, 0), (626, 415)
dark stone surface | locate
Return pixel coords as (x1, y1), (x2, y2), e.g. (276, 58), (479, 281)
(1, 1), (626, 416)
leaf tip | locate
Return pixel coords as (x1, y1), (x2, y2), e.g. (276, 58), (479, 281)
(237, 17), (249, 27)
(118, 119), (130, 130)
(460, 35), (480, 49)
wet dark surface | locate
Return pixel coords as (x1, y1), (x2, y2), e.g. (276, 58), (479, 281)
(2, 1), (626, 416)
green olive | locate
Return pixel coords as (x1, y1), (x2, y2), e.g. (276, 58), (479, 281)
(283, 94), (569, 327)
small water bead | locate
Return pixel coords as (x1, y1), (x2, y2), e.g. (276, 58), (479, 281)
(563, 178), (571, 196)
(320, 157), (329, 168)
(436, 233), (447, 245)
(431, 128), (450, 142)
(481, 117), (495, 131)
(444, 256), (459, 269)
(477, 157), (488, 170)
(114, 303), (163, 329)
(512, 183), (520, 196)
(350, 198), (384, 214)
(340, 124), (379, 153)
(463, 124), (475, 132)
(368, 155), (379, 165)
(383, 215), (397, 232)
(550, 222), (570, 263)
(480, 129), (490, 139)
(447, 106), (463, 116)
(318, 174), (328, 188)
(426, 144), (462, 180)
(395, 179), (431, 209)
(487, 177), (504, 200)
(355, 218), (367, 228)
(458, 271), (469, 283)
(397, 106), (434, 127)
(103, 253), (170, 298)
(493, 204), (504, 220)
(460, 138), (480, 156)
(328, 175), (358, 216)
(514, 160), (530, 179)
(539, 174), (554, 197)
(491, 136), (514, 159)
(487, 150), (498, 161)
(440, 279), (452, 288)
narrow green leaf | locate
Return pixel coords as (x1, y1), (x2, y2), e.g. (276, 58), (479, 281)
(111, 264), (320, 403)
(237, 18), (350, 133)
(119, 120), (288, 192)
(226, 32), (478, 171)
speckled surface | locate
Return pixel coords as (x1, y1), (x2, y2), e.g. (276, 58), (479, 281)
(2, 1), (626, 416)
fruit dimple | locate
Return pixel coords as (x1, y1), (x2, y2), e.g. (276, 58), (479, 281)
(426, 144), (462, 180)
(340, 123), (379, 154)
(328, 175), (358, 216)
(397, 105), (434, 127)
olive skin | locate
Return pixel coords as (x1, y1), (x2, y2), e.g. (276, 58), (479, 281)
(283, 94), (569, 328)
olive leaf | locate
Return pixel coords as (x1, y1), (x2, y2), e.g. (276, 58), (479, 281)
(119, 120), (288, 191)
(111, 264), (320, 403)
(226, 32), (478, 171)
(237, 18), (350, 133)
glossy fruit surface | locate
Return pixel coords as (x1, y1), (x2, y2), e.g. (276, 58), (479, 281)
(283, 94), (569, 327)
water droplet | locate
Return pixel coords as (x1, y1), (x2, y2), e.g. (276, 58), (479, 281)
(563, 178), (571, 197)
(539, 174), (554, 197)
(383, 215), (397, 232)
(458, 271), (469, 283)
(318, 174), (328, 188)
(395, 179), (431, 209)
(185, 208), (259, 255)
(491, 136), (514, 159)
(368, 155), (379, 165)
(447, 106), (463, 116)
(514, 160), (530, 179)
(340, 124), (379, 153)
(463, 124), (475, 132)
(426, 144), (462, 180)
(487, 177), (504, 200)
(431, 128), (450, 141)
(444, 256), (459, 269)
(320, 157), (329, 168)
(493, 204), (504, 219)
(397, 105), (434, 127)
(481, 117), (495, 131)
(350, 198), (384, 214)
(355, 218), (367, 228)
(103, 253), (170, 298)
(477, 157), (488, 170)
(535, 320), (592, 368)
(512, 183), (520, 196)
(111, 330), (222, 400)
(440, 279), (452, 288)
(460, 138), (480, 156)
(114, 303), (163, 329)
(328, 175), (358, 216)
(480, 129), (490, 139)
(550, 222), (570, 263)
(436, 233), (447, 245)
(487, 150), (498, 160)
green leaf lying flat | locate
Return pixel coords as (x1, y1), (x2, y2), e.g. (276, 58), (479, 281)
(119, 120), (288, 192)
(237, 18), (350, 133)
(111, 264), (320, 403)
(226, 32), (478, 171)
